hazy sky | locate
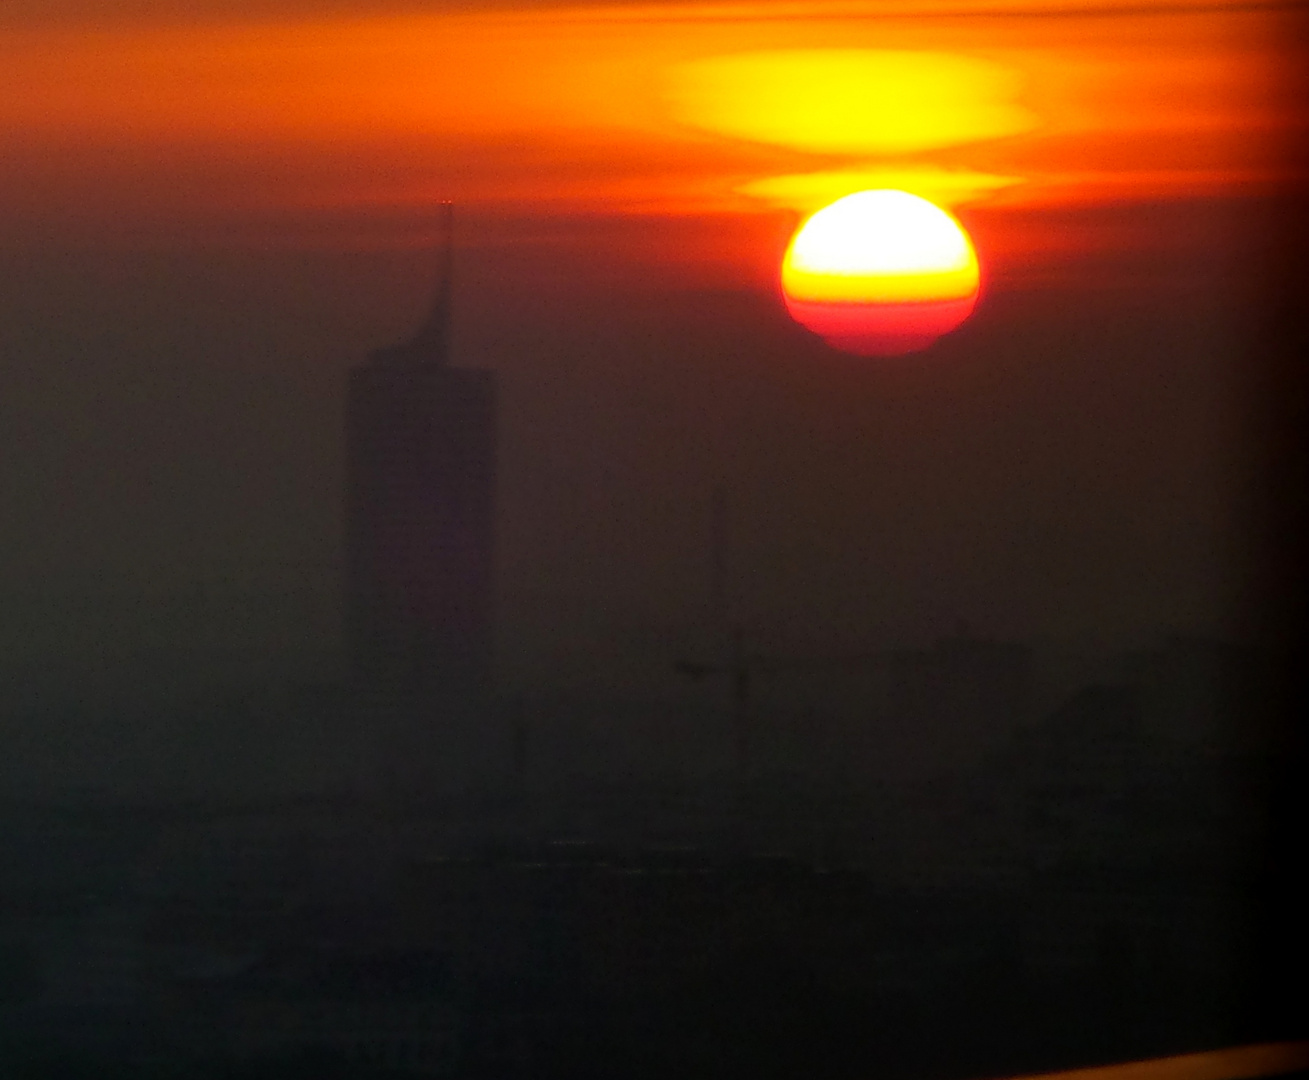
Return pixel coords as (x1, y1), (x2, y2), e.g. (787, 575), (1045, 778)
(0, 0), (1303, 714)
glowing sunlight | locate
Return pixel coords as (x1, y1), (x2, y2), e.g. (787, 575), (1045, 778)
(780, 189), (981, 356)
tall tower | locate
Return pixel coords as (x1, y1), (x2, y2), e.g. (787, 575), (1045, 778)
(345, 205), (496, 697)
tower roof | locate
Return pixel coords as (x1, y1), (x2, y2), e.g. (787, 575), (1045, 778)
(371, 201), (453, 367)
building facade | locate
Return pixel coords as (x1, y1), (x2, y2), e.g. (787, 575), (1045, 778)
(345, 213), (496, 698)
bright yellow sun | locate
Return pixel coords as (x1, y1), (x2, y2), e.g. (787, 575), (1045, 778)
(781, 190), (981, 356)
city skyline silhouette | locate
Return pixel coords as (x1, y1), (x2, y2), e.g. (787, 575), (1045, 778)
(0, 0), (1305, 1073)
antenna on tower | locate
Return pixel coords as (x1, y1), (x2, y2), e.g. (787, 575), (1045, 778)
(374, 200), (454, 367)
(435, 199), (454, 359)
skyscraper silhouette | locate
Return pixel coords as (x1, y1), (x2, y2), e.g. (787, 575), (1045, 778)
(345, 205), (496, 697)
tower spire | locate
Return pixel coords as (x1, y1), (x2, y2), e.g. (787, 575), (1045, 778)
(372, 201), (454, 367)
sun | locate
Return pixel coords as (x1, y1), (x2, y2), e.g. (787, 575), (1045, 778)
(781, 190), (981, 356)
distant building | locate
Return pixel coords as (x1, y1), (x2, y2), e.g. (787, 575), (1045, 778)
(345, 206), (496, 698)
(1113, 635), (1261, 751)
(991, 682), (1247, 988)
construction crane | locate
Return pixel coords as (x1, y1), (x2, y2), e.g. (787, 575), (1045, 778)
(676, 633), (898, 789)
(674, 486), (897, 797)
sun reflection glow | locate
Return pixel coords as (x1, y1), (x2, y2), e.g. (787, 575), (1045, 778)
(666, 48), (1036, 155)
(739, 166), (1022, 214)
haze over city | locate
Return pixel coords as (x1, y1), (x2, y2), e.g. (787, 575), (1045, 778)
(0, 0), (1304, 1074)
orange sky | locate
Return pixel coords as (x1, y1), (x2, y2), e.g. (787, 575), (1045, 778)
(2, 0), (1304, 709)
(1, 0), (1304, 281)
